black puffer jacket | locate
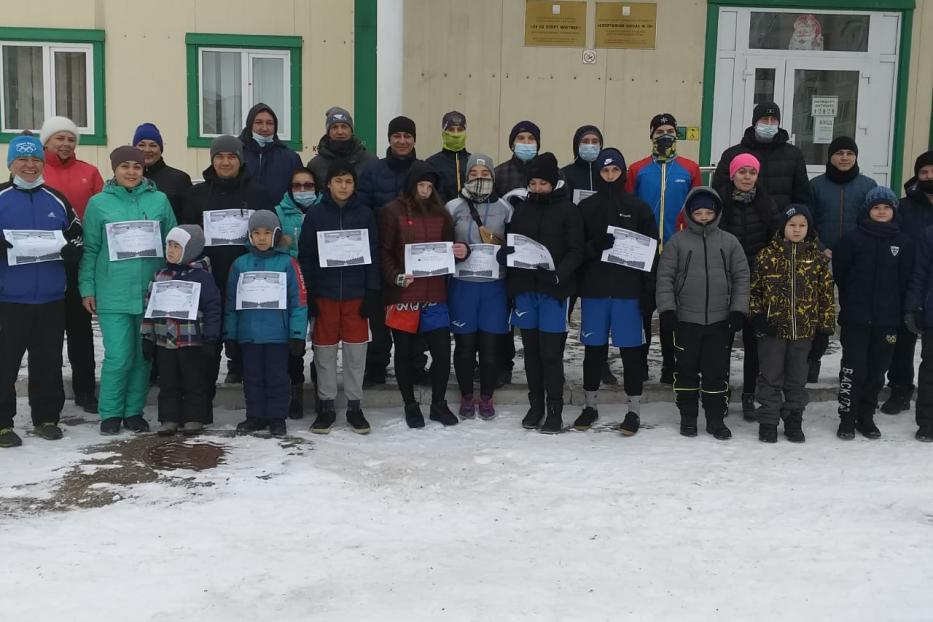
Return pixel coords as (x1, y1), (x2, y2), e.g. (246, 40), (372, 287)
(425, 147), (471, 203)
(560, 124), (604, 197)
(718, 184), (781, 266)
(145, 157), (192, 222)
(712, 127), (810, 211)
(506, 183), (584, 299)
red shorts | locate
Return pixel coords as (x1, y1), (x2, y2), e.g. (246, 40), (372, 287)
(311, 298), (371, 346)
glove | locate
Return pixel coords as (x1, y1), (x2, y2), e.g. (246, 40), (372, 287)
(0, 232), (11, 259)
(359, 290), (380, 319)
(660, 310), (677, 334)
(750, 314), (778, 337)
(201, 340), (218, 360)
(307, 297), (320, 318)
(495, 245), (516, 266)
(597, 232), (615, 251)
(224, 340), (240, 362)
(289, 338), (306, 358)
(640, 291), (656, 316)
(728, 311), (746, 333)
(59, 240), (82, 264)
(905, 311), (923, 336)
(141, 339), (156, 361)
(810, 331), (830, 359)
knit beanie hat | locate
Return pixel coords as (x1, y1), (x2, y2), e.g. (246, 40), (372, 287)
(39, 116), (80, 146)
(325, 158), (358, 185)
(828, 136), (858, 157)
(779, 203), (813, 231)
(649, 113), (677, 135)
(752, 101), (781, 124)
(442, 111), (466, 130)
(133, 122), (164, 150)
(109, 146), (145, 171)
(508, 120), (541, 149)
(6, 134), (45, 167)
(210, 135), (243, 161)
(525, 152), (560, 187)
(864, 186), (899, 211)
(466, 153), (495, 183)
(685, 187), (723, 215)
(387, 116), (417, 140)
(325, 106), (354, 132)
(166, 225), (205, 265)
(729, 153), (761, 179)
(596, 148), (626, 173)
(915, 150), (933, 177)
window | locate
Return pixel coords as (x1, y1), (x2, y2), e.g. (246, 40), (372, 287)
(0, 28), (105, 144)
(186, 34), (302, 149)
(749, 12), (870, 52)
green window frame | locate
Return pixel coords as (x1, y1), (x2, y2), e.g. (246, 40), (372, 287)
(185, 33), (302, 150)
(0, 27), (106, 145)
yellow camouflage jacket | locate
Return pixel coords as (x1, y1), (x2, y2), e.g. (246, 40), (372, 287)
(749, 235), (835, 340)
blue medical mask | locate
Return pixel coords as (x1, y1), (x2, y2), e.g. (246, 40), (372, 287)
(754, 123), (779, 141)
(13, 175), (44, 190)
(252, 132), (274, 146)
(578, 144), (600, 162)
(293, 191), (320, 207)
(514, 143), (538, 162)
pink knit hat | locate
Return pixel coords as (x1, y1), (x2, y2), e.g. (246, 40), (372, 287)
(729, 153), (761, 179)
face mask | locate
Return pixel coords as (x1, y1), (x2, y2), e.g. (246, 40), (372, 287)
(917, 179), (933, 195)
(442, 131), (466, 152)
(252, 132), (274, 146)
(578, 144), (600, 162)
(652, 134), (677, 161)
(293, 191), (320, 207)
(754, 123), (779, 141)
(514, 143), (538, 162)
(13, 175), (44, 190)
(464, 177), (493, 201)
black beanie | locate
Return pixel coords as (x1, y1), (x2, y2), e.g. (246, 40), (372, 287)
(509, 120), (541, 149)
(650, 113), (677, 135)
(388, 116), (416, 140)
(828, 136), (858, 157)
(915, 150), (933, 177)
(525, 152), (560, 187)
(325, 158), (357, 185)
(752, 101), (781, 125)
(780, 203), (814, 231)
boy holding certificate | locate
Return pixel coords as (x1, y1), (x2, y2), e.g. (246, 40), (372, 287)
(141, 225), (222, 436)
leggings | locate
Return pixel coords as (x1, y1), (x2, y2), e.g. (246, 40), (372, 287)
(521, 329), (566, 403)
(393, 327), (451, 405)
(582, 345), (646, 396)
(454, 331), (500, 398)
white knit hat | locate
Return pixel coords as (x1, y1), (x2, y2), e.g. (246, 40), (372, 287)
(39, 116), (80, 146)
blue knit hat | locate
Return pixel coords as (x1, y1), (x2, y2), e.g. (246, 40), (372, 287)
(863, 186), (899, 211)
(7, 134), (44, 167)
(133, 122), (163, 150)
(596, 148), (626, 173)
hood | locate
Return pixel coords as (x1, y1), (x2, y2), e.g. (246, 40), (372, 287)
(571, 124), (603, 159)
(740, 126), (790, 149)
(403, 160), (439, 197)
(316, 134), (365, 160)
(903, 175), (933, 204)
(239, 102), (282, 145)
(683, 186), (724, 233)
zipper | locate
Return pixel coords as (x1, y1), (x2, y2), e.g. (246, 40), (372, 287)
(338, 203), (344, 301)
(703, 228), (709, 325)
(455, 152), (461, 193)
(838, 187), (845, 241)
(790, 243), (797, 339)
(659, 162), (667, 252)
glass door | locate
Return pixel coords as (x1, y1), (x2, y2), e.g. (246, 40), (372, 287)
(739, 57), (786, 143)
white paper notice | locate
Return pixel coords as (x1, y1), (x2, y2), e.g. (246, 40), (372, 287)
(812, 116), (835, 145)
(600, 226), (657, 272)
(572, 189), (597, 205)
(507, 233), (555, 271)
(455, 244), (500, 280)
(317, 229), (372, 267)
(105, 220), (162, 261)
(235, 271), (287, 310)
(144, 280), (202, 320)
(404, 242), (455, 277)
(3, 229), (65, 265)
(203, 209), (254, 246)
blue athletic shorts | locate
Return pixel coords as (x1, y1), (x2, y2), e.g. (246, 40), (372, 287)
(511, 292), (568, 333)
(579, 297), (645, 347)
(419, 303), (450, 333)
(448, 278), (510, 334)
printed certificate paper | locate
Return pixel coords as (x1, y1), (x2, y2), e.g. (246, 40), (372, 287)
(236, 271), (287, 310)
(203, 209), (254, 246)
(317, 229), (372, 267)
(404, 242), (455, 277)
(106, 220), (162, 261)
(601, 226), (657, 272)
(455, 244), (500, 280)
(507, 233), (555, 271)
(3, 229), (65, 265)
(144, 280), (202, 320)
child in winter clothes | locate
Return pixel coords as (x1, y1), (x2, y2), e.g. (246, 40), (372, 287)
(141, 225), (222, 436)
(656, 187), (749, 440)
(833, 186), (913, 440)
(225, 211), (308, 437)
(748, 205), (834, 443)
(904, 221), (933, 443)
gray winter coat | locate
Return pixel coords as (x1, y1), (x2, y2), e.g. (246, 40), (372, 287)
(656, 188), (750, 325)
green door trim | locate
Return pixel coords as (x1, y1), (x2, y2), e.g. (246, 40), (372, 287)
(354, 0), (378, 153)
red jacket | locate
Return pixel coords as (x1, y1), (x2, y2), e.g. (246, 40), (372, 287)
(43, 150), (104, 219)
(380, 198), (454, 305)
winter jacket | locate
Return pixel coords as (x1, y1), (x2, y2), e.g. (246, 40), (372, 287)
(274, 192), (307, 258)
(897, 176), (933, 243)
(298, 191), (380, 301)
(560, 125), (604, 198)
(506, 183), (584, 300)
(577, 184), (658, 300)
(447, 194), (512, 282)
(656, 188), (750, 325)
(307, 135), (376, 187)
(238, 102), (303, 203)
(833, 209), (913, 329)
(0, 182), (82, 304)
(179, 166), (274, 296)
(718, 184), (781, 266)
(711, 127), (810, 212)
(223, 245), (308, 344)
(905, 224), (933, 329)
(144, 157), (192, 223)
(809, 172), (876, 251)
(78, 179), (177, 314)
(42, 150), (104, 219)
(426, 147), (471, 202)
(494, 155), (532, 197)
(625, 155), (702, 250)
(357, 148), (420, 213)
(140, 257), (222, 348)
(749, 234), (834, 340)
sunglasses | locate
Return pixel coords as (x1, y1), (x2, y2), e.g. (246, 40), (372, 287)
(291, 182), (315, 191)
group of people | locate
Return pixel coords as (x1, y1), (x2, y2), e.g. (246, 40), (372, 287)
(1, 99), (932, 448)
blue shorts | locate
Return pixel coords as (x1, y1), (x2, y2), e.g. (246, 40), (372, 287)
(511, 292), (568, 333)
(448, 278), (510, 334)
(419, 303), (450, 333)
(579, 297), (645, 347)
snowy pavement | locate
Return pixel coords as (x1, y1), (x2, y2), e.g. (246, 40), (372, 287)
(1, 398), (931, 621)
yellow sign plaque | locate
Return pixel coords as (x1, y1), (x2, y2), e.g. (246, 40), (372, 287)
(595, 2), (658, 49)
(524, 1), (587, 48)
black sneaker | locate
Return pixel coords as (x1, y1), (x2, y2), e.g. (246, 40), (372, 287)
(405, 403), (425, 429)
(706, 420), (732, 440)
(856, 418), (881, 440)
(741, 393), (757, 422)
(0, 427), (23, 448)
(573, 407), (598, 431)
(759, 423), (778, 443)
(601, 363), (618, 385)
(429, 401), (459, 426)
(659, 368), (675, 385)
(620, 412), (640, 436)
(100, 418), (122, 435)
(236, 418), (268, 435)
(362, 371), (386, 388)
(806, 359), (821, 384)
(346, 408), (371, 435)
(836, 418), (856, 440)
(268, 419), (287, 437)
(223, 371), (243, 384)
(123, 415), (149, 433)
(680, 415), (698, 437)
(33, 423), (63, 441)
(539, 401), (563, 435)
(916, 426), (933, 442)
(74, 393), (99, 414)
(310, 410), (336, 434)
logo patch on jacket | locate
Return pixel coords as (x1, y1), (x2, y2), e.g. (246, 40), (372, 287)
(47, 211), (56, 218)
(885, 333), (897, 344)
(891, 246), (899, 256)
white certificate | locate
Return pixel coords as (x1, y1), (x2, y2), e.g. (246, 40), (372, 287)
(404, 242), (455, 277)
(203, 209), (254, 246)
(572, 189), (597, 205)
(317, 229), (372, 267)
(236, 271), (287, 310)
(3, 229), (65, 265)
(144, 280), (202, 320)
(105, 220), (163, 261)
(455, 244), (500, 280)
(601, 226), (657, 272)
(507, 233), (555, 271)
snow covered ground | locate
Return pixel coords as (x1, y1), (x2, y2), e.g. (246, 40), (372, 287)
(2, 398), (931, 621)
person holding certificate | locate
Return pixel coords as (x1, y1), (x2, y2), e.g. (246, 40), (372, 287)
(0, 134), (84, 448)
(380, 162), (467, 428)
(446, 153), (512, 420)
(576, 148), (658, 435)
(496, 153), (583, 434)
(79, 146), (177, 435)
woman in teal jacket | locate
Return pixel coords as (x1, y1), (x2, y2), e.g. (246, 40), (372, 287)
(79, 146), (177, 434)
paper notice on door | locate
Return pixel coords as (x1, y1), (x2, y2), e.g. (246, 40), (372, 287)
(812, 116), (835, 144)
(811, 96), (838, 117)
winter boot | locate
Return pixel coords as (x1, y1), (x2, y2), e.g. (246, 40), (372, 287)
(459, 394), (476, 419)
(0, 427), (22, 447)
(782, 409), (806, 443)
(836, 416), (856, 440)
(679, 415), (698, 437)
(573, 407), (598, 431)
(310, 409), (336, 434)
(429, 401), (459, 426)
(806, 359), (821, 384)
(880, 384), (912, 415)
(346, 408), (371, 435)
(183, 422), (203, 436)
(759, 423), (778, 443)
(856, 414), (882, 440)
(522, 392), (546, 429)
(288, 384), (304, 420)
(540, 400), (563, 434)
(236, 418), (268, 435)
(741, 393), (757, 422)
(677, 392), (699, 437)
(601, 362), (618, 385)
(34, 422), (63, 440)
(100, 417), (122, 435)
(705, 409), (732, 440)
(478, 395), (496, 420)
(405, 403), (425, 429)
(620, 412), (640, 436)
(268, 419), (287, 437)
(157, 421), (179, 436)
(916, 426), (933, 442)
(74, 393), (99, 414)
(123, 415), (150, 433)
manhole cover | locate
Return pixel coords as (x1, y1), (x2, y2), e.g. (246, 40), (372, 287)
(144, 441), (225, 471)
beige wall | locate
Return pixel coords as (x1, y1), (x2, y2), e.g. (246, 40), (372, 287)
(0, 0), (354, 179)
(904, 0), (933, 182)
